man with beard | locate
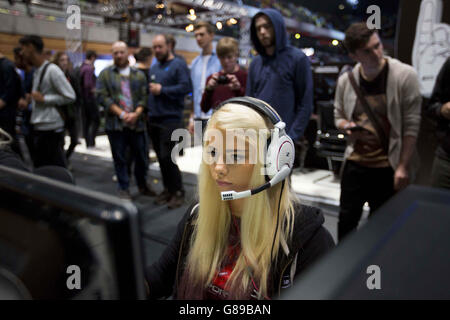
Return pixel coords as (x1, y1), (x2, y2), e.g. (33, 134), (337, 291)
(96, 41), (156, 199)
(148, 34), (191, 209)
(246, 8), (313, 143)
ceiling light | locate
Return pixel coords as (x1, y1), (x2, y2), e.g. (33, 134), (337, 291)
(189, 9), (195, 15)
(185, 24), (194, 32)
(295, 33), (301, 39)
(229, 18), (238, 25)
(332, 39), (339, 46)
(216, 21), (223, 30)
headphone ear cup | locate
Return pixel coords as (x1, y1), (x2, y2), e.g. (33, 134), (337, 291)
(265, 134), (295, 180)
(278, 135), (295, 170)
(265, 139), (279, 180)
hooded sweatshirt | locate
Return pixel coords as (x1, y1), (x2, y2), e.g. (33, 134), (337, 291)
(31, 61), (76, 131)
(246, 8), (314, 141)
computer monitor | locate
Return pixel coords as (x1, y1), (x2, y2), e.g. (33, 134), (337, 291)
(94, 56), (113, 78)
(0, 165), (146, 300)
(281, 185), (450, 299)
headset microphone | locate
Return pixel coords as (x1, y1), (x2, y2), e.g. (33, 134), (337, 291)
(221, 165), (291, 201)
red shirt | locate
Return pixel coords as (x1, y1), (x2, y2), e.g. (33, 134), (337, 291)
(205, 216), (260, 300)
(200, 67), (248, 113)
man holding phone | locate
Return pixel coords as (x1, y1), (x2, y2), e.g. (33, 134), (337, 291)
(334, 23), (421, 241)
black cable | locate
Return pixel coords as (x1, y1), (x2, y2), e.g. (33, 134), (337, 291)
(270, 180), (285, 265)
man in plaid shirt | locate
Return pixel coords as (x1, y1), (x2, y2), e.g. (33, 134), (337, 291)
(96, 41), (156, 199)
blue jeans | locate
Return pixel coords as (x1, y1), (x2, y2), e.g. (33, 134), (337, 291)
(107, 129), (148, 191)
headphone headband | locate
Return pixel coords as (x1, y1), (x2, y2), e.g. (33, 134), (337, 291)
(216, 97), (281, 125)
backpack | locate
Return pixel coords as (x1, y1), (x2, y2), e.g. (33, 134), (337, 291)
(37, 62), (76, 127)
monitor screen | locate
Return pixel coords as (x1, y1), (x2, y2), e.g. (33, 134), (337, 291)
(94, 55), (137, 77)
(94, 56), (113, 78)
(0, 165), (146, 300)
(281, 185), (450, 299)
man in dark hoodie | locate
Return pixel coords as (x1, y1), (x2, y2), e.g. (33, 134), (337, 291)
(246, 8), (314, 142)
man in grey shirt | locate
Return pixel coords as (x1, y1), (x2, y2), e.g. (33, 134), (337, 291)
(19, 35), (75, 168)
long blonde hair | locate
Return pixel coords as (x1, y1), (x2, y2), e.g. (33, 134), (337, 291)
(179, 100), (299, 299)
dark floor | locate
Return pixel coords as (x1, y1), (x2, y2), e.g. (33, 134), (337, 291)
(69, 152), (198, 268)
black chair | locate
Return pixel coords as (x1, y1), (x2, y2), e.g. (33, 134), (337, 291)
(313, 100), (347, 180)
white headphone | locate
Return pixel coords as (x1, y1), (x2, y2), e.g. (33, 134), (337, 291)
(215, 97), (295, 201)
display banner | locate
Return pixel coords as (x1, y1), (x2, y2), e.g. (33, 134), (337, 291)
(65, 0), (83, 67)
(397, 0), (450, 97)
(239, 16), (252, 67)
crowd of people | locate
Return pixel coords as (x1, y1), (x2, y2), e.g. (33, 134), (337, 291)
(1, 6), (450, 300)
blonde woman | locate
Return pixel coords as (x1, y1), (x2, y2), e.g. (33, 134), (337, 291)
(145, 97), (334, 300)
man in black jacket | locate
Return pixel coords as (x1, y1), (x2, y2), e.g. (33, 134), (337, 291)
(0, 51), (23, 157)
(427, 57), (450, 189)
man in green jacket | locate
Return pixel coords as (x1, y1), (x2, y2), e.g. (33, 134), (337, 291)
(96, 41), (155, 199)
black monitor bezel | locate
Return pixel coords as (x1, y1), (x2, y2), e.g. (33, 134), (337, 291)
(0, 164), (147, 300)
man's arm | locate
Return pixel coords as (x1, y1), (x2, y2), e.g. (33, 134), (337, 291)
(96, 69), (121, 116)
(426, 57), (450, 120)
(135, 71), (148, 112)
(395, 135), (417, 191)
(0, 61), (21, 108)
(124, 72), (147, 125)
(160, 62), (191, 97)
(200, 74), (215, 113)
(334, 73), (350, 129)
(245, 63), (254, 97)
(42, 66), (76, 106)
(287, 55), (314, 141)
(395, 68), (422, 190)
